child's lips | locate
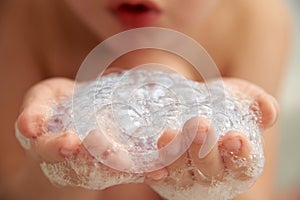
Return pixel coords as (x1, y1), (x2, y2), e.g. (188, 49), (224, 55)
(108, 0), (161, 28)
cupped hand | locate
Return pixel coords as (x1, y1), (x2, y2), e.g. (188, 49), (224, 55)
(16, 78), (143, 194)
(144, 78), (278, 198)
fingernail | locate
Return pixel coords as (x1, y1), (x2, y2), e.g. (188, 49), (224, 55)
(15, 121), (31, 150)
(268, 94), (279, 125)
(147, 169), (168, 181)
(223, 137), (242, 153)
(60, 148), (74, 157)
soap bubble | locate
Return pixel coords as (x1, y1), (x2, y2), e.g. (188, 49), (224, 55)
(25, 28), (265, 199)
(71, 27), (225, 172)
(43, 70), (264, 199)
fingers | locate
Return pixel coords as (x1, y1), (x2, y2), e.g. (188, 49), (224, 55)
(219, 131), (254, 180)
(146, 117), (257, 186)
(24, 127), (134, 171)
(187, 120), (255, 181)
(17, 104), (49, 138)
(147, 118), (224, 184)
(224, 78), (279, 129)
(16, 78), (78, 162)
(145, 129), (177, 183)
(255, 93), (279, 128)
(33, 131), (81, 162)
(184, 118), (224, 178)
(157, 129), (179, 149)
(16, 78), (136, 173)
(83, 129), (134, 171)
(144, 168), (169, 185)
(17, 78), (74, 138)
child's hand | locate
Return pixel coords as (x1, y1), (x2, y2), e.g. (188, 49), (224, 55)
(16, 78), (77, 162)
(144, 78), (278, 199)
(15, 77), (278, 199)
(15, 78), (142, 191)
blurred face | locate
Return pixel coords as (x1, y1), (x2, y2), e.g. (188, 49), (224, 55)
(64, 0), (219, 40)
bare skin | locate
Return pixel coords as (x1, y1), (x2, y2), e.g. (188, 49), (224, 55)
(0, 0), (293, 199)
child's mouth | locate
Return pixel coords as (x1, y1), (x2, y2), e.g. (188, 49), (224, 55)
(109, 0), (161, 28)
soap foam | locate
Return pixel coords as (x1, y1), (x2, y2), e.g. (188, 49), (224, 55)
(18, 70), (264, 199)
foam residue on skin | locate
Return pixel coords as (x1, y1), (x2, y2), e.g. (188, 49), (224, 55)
(26, 70), (265, 199)
(40, 152), (145, 190)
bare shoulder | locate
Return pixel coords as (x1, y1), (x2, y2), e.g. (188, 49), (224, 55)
(226, 0), (292, 94)
(227, 0), (292, 55)
(235, 0), (292, 34)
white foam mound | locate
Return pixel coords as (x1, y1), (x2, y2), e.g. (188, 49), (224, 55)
(20, 70), (264, 199)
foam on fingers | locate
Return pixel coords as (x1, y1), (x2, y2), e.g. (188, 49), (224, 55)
(219, 131), (254, 176)
(145, 168), (169, 185)
(224, 78), (279, 129)
(17, 105), (51, 138)
(27, 132), (79, 162)
(256, 93), (279, 128)
(157, 129), (178, 149)
(83, 129), (134, 171)
(16, 71), (267, 199)
(179, 117), (224, 177)
(16, 78), (75, 139)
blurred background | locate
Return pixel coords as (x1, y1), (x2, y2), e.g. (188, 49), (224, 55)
(278, 0), (300, 190)
(0, 0), (298, 198)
